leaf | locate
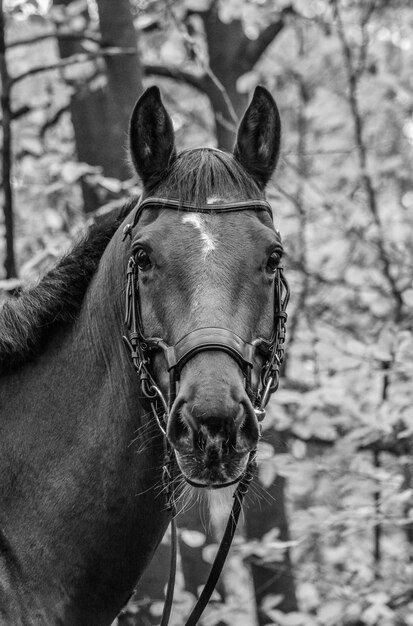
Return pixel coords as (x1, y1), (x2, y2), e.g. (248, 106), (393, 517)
(91, 175), (123, 193)
(361, 602), (395, 625)
(237, 71), (260, 94)
(291, 439), (307, 459)
(61, 162), (101, 184)
(258, 458), (278, 488)
(0, 278), (22, 292)
(263, 609), (309, 626)
(297, 581), (320, 612)
(260, 594), (284, 612)
(180, 529), (206, 548)
(202, 543), (219, 564)
(184, 0), (211, 10)
(317, 600), (345, 625)
(19, 137), (43, 156)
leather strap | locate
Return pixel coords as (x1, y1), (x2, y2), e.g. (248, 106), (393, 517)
(130, 197), (273, 230)
(182, 452), (255, 625)
(163, 327), (255, 374)
(160, 517), (177, 626)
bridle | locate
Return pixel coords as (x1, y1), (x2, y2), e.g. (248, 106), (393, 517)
(121, 196), (289, 625)
(123, 196), (289, 421)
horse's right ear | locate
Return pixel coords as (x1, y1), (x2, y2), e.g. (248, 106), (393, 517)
(129, 86), (176, 188)
(233, 86), (281, 189)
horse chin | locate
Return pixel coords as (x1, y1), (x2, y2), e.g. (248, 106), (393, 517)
(174, 450), (245, 526)
(174, 450), (249, 491)
(204, 485), (238, 527)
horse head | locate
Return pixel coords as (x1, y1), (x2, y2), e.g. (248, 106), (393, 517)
(125, 86), (286, 491)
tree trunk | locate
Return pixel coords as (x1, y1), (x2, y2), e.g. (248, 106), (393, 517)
(195, 3), (288, 150)
(200, 8), (248, 150)
(54, 0), (143, 212)
(245, 432), (298, 625)
(97, 0), (143, 129)
(0, 1), (17, 278)
(146, 5), (289, 150)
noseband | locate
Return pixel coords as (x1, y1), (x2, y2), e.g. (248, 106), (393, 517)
(121, 196), (289, 626)
(123, 196), (290, 422)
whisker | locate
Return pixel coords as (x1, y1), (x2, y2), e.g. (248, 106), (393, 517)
(128, 419), (162, 449)
(135, 432), (163, 453)
(244, 480), (277, 508)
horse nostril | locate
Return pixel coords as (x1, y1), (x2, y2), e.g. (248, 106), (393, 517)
(168, 396), (259, 454)
(167, 407), (191, 449)
(239, 402), (259, 444)
(223, 438), (232, 456)
(195, 429), (206, 452)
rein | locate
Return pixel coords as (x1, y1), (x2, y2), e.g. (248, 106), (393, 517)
(122, 196), (289, 625)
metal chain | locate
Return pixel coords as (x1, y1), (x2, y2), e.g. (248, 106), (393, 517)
(257, 266), (289, 411)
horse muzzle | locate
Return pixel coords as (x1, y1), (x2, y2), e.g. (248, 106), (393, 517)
(167, 381), (259, 488)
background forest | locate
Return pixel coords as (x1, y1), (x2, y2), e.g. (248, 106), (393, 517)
(1, 0), (413, 625)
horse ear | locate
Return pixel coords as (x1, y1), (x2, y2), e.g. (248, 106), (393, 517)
(233, 86), (281, 188)
(129, 86), (176, 188)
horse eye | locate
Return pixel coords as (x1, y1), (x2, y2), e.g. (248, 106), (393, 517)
(135, 248), (152, 271)
(266, 251), (280, 273)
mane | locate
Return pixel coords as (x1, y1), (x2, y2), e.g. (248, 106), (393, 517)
(153, 148), (262, 203)
(0, 199), (136, 376)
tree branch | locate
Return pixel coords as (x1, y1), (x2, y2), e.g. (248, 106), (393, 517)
(11, 104), (31, 119)
(244, 15), (288, 67)
(0, 104), (50, 124)
(7, 30), (101, 49)
(165, 1), (239, 125)
(10, 47), (137, 87)
(143, 64), (208, 94)
(373, 448), (381, 578)
(40, 103), (70, 137)
(333, 0), (404, 322)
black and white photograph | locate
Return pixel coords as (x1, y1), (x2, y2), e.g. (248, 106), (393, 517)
(1, 1), (412, 624)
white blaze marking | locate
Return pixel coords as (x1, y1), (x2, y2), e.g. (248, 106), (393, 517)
(182, 214), (216, 260)
(206, 485), (237, 526)
(206, 196), (226, 204)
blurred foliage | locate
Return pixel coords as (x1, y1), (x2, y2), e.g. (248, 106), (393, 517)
(2, 0), (413, 625)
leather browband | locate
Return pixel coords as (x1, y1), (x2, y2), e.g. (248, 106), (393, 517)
(130, 197), (273, 229)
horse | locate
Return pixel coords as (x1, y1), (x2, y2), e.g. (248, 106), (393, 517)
(0, 85), (287, 625)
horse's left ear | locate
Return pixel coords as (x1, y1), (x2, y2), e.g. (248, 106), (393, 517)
(233, 86), (281, 188)
(129, 86), (176, 188)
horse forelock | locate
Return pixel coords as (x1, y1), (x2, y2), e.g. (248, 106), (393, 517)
(150, 148), (263, 204)
(0, 199), (137, 376)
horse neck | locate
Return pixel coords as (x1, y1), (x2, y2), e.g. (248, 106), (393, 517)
(0, 229), (169, 625)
